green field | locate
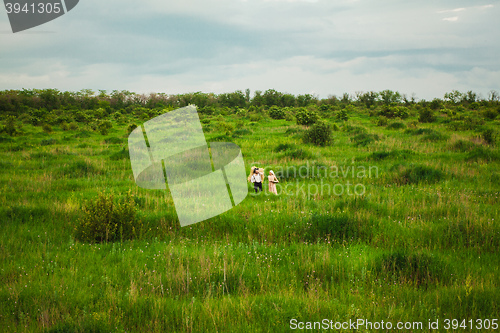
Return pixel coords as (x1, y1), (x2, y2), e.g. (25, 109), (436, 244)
(1, 89), (499, 332)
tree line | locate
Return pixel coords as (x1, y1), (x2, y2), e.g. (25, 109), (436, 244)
(1, 88), (499, 115)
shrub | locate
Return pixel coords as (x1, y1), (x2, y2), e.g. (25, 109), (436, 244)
(396, 165), (444, 184)
(285, 148), (314, 160)
(127, 123), (138, 134)
(296, 108), (319, 126)
(418, 108), (436, 123)
(466, 146), (500, 162)
(75, 191), (141, 243)
(483, 109), (498, 120)
(421, 132), (449, 142)
(367, 149), (415, 161)
(336, 109), (348, 121)
(1, 116), (18, 136)
(103, 137), (122, 144)
(274, 143), (294, 152)
(40, 138), (57, 146)
(74, 111), (89, 123)
(376, 116), (388, 126)
(352, 133), (380, 146)
(268, 106), (286, 119)
(217, 121), (235, 134)
(99, 120), (113, 135)
(284, 112), (294, 121)
(248, 113), (263, 122)
(210, 134), (233, 142)
(387, 121), (406, 130)
(379, 106), (410, 119)
(303, 121), (332, 146)
(405, 128), (435, 136)
(343, 124), (367, 135)
(481, 129), (495, 145)
(232, 128), (252, 138)
(42, 123), (53, 133)
(449, 140), (477, 152)
(110, 147), (130, 160)
(68, 122), (78, 130)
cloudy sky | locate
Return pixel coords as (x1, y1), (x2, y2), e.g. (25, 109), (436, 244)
(1, 0), (499, 100)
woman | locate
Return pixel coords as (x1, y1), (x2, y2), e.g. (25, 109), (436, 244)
(268, 170), (279, 195)
(249, 167), (263, 193)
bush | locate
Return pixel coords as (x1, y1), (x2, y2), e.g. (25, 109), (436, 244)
(110, 147), (130, 160)
(274, 143), (294, 152)
(42, 123), (53, 133)
(268, 106), (285, 119)
(379, 106), (410, 119)
(69, 122), (78, 130)
(481, 129), (495, 145)
(466, 146), (500, 162)
(387, 121), (406, 130)
(285, 148), (314, 160)
(103, 137), (122, 144)
(217, 121), (235, 134)
(483, 109), (498, 120)
(421, 132), (449, 142)
(449, 140), (478, 152)
(352, 133), (380, 147)
(303, 121), (332, 146)
(376, 116), (388, 126)
(232, 128), (252, 138)
(1, 116), (18, 136)
(127, 123), (138, 134)
(99, 120), (113, 135)
(75, 191), (141, 243)
(336, 109), (348, 121)
(367, 149), (415, 161)
(396, 165), (444, 184)
(418, 108), (436, 123)
(296, 108), (319, 126)
(40, 138), (57, 146)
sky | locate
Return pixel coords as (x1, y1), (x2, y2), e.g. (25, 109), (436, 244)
(1, 0), (499, 100)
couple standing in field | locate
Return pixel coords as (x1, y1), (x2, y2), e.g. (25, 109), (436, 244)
(248, 166), (279, 195)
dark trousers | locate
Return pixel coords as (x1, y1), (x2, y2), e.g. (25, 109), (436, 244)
(254, 182), (262, 193)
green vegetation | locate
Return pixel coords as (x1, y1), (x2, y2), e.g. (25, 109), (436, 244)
(0, 88), (499, 332)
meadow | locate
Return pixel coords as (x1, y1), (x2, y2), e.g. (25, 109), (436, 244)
(0, 89), (499, 332)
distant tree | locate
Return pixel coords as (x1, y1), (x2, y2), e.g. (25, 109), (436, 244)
(488, 90), (499, 103)
(252, 90), (265, 107)
(282, 93), (296, 107)
(379, 90), (401, 105)
(444, 90), (463, 104)
(359, 91), (378, 108)
(462, 91), (478, 104)
(245, 88), (251, 104)
(297, 94), (317, 107)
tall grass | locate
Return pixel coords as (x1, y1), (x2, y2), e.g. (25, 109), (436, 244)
(0, 106), (499, 332)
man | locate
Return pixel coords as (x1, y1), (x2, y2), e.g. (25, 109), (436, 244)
(250, 167), (263, 193)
